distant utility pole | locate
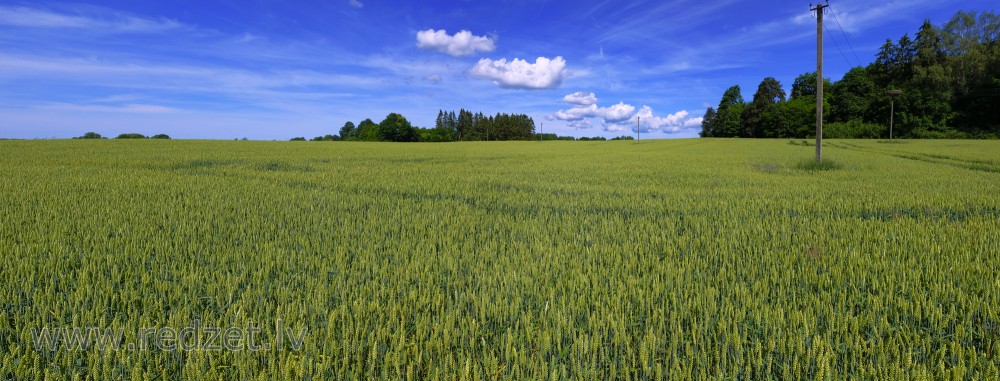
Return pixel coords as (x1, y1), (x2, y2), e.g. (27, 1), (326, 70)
(888, 89), (901, 139)
(811, 1), (829, 162)
(637, 116), (640, 143)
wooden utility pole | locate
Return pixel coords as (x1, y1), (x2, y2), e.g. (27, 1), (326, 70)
(888, 89), (901, 139)
(637, 116), (640, 143)
(811, 1), (828, 162)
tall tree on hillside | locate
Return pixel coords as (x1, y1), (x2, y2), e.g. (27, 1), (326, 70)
(433, 110), (457, 141)
(944, 11), (1000, 135)
(356, 118), (380, 141)
(742, 77), (786, 138)
(791, 72), (817, 99)
(522, 114), (536, 139)
(713, 85), (745, 137)
(776, 72), (832, 138)
(829, 67), (877, 124)
(914, 19), (947, 68)
(905, 19), (955, 135)
(378, 113), (418, 142)
(339, 121), (357, 140)
(457, 109), (473, 140)
(896, 34), (917, 81)
(790, 72), (832, 99)
(472, 112), (486, 140)
(435, 110), (445, 130)
(700, 107), (716, 137)
(871, 39), (898, 88)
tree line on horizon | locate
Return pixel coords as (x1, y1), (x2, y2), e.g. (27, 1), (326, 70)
(293, 110), (537, 142)
(292, 110), (634, 142)
(75, 132), (170, 139)
(701, 10), (999, 139)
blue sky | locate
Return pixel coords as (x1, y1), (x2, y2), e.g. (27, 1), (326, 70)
(0, 0), (993, 140)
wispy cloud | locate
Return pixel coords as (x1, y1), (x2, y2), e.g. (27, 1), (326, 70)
(0, 53), (385, 111)
(0, 5), (184, 33)
(801, 0), (941, 34)
(0, 5), (91, 28)
(39, 103), (176, 114)
(591, 0), (740, 45)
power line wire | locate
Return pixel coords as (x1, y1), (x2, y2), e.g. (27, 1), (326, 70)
(828, 4), (864, 67)
(824, 23), (855, 69)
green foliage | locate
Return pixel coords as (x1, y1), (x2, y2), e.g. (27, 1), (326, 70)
(432, 110), (458, 141)
(115, 133), (147, 139)
(699, 107), (716, 137)
(150, 134), (171, 139)
(74, 132), (106, 139)
(795, 157), (843, 171)
(418, 128), (452, 142)
(830, 67), (877, 123)
(2, 139), (998, 379)
(824, 120), (887, 139)
(378, 113), (418, 142)
(289, 137), (306, 141)
(705, 10), (1000, 139)
(333, 110), (534, 143)
(536, 133), (575, 141)
(773, 96), (826, 138)
(310, 134), (339, 141)
(707, 85), (745, 137)
(354, 118), (380, 141)
(447, 109), (535, 141)
(790, 72), (832, 99)
(742, 77), (787, 138)
(609, 135), (635, 140)
(338, 121), (356, 140)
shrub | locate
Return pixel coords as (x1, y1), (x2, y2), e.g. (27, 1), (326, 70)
(824, 120), (885, 139)
(796, 158), (843, 171)
(74, 132), (106, 139)
(115, 133), (147, 139)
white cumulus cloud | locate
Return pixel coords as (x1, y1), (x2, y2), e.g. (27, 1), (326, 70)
(599, 102), (636, 122)
(554, 101), (634, 122)
(416, 29), (495, 57)
(554, 104), (596, 121)
(468, 56), (567, 90)
(553, 91), (702, 134)
(563, 91), (598, 106)
(603, 106), (702, 133)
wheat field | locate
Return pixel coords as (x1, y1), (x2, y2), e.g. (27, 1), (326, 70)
(1, 139), (998, 380)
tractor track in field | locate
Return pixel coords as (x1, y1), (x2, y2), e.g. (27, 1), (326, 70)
(829, 141), (1000, 173)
